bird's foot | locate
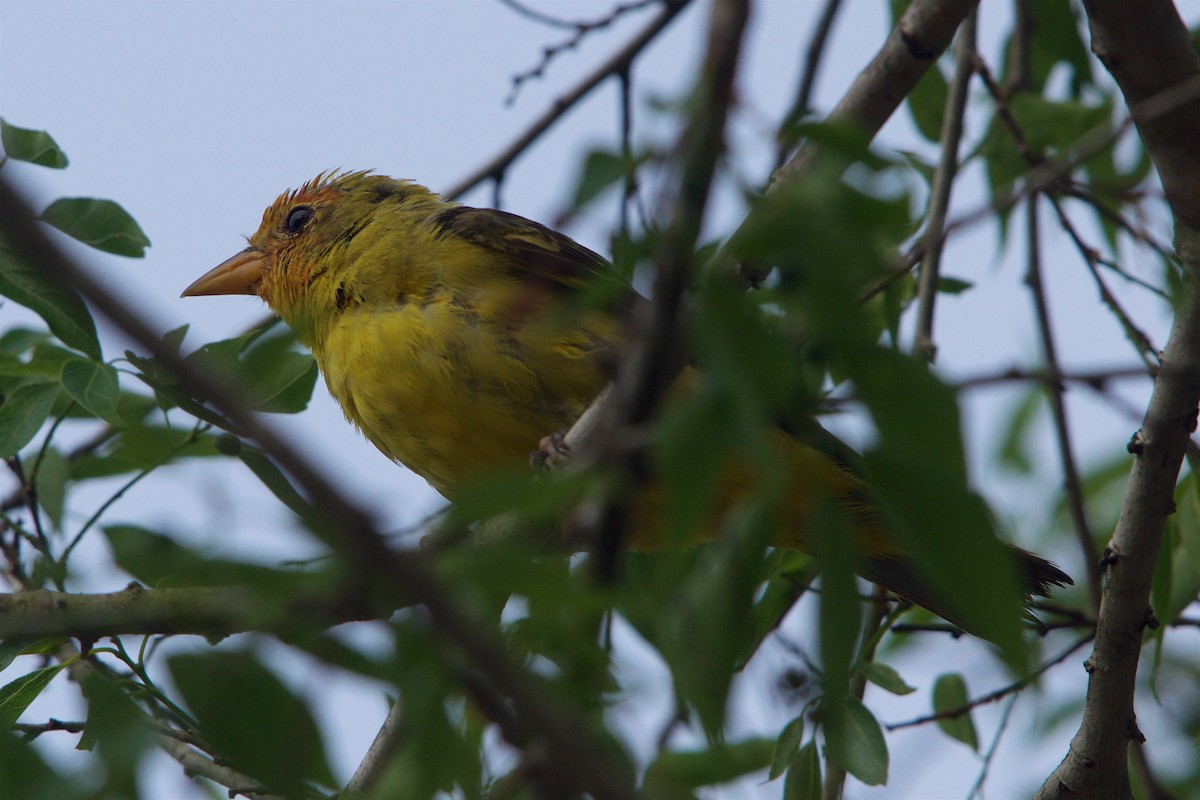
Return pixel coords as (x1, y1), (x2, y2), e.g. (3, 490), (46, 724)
(531, 429), (572, 471)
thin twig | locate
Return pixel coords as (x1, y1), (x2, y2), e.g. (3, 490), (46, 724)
(886, 633), (1095, 732)
(503, 0), (661, 105)
(443, 0), (692, 201)
(774, 0), (844, 170)
(1025, 193), (1103, 610)
(913, 9), (976, 362)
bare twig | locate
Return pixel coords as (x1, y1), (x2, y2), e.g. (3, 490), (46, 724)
(887, 633), (1095, 732)
(443, 0), (692, 201)
(503, 0), (661, 104)
(774, 0), (844, 169)
(913, 9), (976, 362)
(1024, 193), (1103, 610)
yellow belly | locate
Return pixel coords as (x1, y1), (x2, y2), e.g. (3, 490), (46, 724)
(316, 300), (602, 496)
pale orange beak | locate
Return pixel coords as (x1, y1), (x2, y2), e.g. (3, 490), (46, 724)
(181, 248), (265, 297)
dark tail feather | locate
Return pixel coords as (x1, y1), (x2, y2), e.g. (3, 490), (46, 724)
(863, 545), (1073, 637)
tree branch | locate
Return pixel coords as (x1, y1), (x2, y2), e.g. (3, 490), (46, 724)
(1036, 3), (1200, 796)
(0, 584), (382, 641)
(769, 0), (979, 194)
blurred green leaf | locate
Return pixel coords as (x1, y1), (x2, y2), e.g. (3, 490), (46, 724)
(905, 60), (949, 143)
(770, 716), (806, 780)
(103, 524), (313, 591)
(184, 327), (317, 414)
(1024, 0), (1092, 94)
(642, 739), (774, 797)
(124, 351), (238, 432)
(0, 731), (88, 800)
(71, 424), (220, 481)
(571, 148), (647, 210)
(997, 387), (1044, 474)
(40, 198), (150, 258)
(59, 358), (119, 420)
(823, 696), (888, 786)
(859, 660), (916, 696)
(932, 672), (978, 750)
(937, 276), (973, 295)
(0, 638), (67, 673)
(0, 381), (59, 457)
(0, 664), (67, 730)
(0, 119), (68, 168)
(238, 447), (314, 519)
(32, 447), (68, 529)
(77, 672), (154, 796)
(170, 650), (334, 795)
(782, 740), (822, 800)
(0, 240), (100, 359)
(746, 550), (815, 667)
(1152, 473), (1200, 629)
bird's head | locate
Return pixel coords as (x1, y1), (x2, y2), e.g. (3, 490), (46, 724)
(182, 170), (441, 343)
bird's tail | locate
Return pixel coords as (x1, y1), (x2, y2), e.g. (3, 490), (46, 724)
(862, 546), (1073, 636)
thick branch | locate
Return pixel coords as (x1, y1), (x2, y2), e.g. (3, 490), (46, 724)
(0, 585), (381, 641)
(1037, 3), (1200, 797)
(770, 0), (978, 193)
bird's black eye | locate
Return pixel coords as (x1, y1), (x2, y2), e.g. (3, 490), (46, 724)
(285, 206), (314, 234)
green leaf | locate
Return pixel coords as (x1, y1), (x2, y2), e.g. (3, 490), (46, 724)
(77, 672), (154, 795)
(770, 716), (806, 780)
(906, 59), (949, 142)
(937, 276), (973, 295)
(641, 739), (774, 797)
(859, 660), (916, 695)
(1152, 474), (1200, 628)
(932, 672), (978, 750)
(32, 447), (68, 530)
(782, 740), (822, 800)
(822, 697), (888, 786)
(0, 664), (67, 729)
(70, 424), (221, 481)
(184, 327), (317, 414)
(570, 149), (646, 210)
(40, 198), (150, 257)
(237, 447), (314, 518)
(0, 381), (60, 457)
(0, 730), (88, 800)
(0, 119), (68, 168)
(0, 240), (100, 359)
(0, 637), (67, 673)
(170, 651), (334, 795)
(124, 351), (239, 432)
(59, 359), (119, 420)
(996, 387), (1044, 475)
(162, 324), (188, 355)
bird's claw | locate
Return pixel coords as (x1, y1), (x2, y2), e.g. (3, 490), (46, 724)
(531, 429), (572, 471)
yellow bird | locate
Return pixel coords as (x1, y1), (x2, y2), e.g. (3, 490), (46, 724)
(183, 170), (1070, 628)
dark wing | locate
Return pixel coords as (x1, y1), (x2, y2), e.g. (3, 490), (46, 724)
(429, 205), (642, 320)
